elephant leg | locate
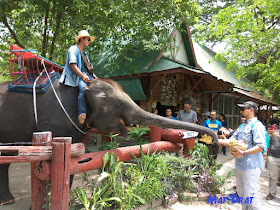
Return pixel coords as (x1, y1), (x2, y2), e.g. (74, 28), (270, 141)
(0, 163), (15, 205)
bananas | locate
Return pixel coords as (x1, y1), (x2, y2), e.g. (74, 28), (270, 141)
(199, 134), (213, 144)
(229, 138), (248, 152)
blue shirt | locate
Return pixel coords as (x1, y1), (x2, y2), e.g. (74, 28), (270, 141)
(230, 117), (266, 170)
(202, 119), (222, 132)
(167, 116), (177, 120)
(59, 45), (91, 87)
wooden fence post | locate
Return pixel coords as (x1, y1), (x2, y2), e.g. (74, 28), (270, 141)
(31, 132), (52, 210)
(50, 137), (72, 210)
(149, 126), (162, 142)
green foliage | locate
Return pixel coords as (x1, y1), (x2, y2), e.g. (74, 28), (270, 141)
(98, 141), (120, 151)
(125, 147), (170, 208)
(70, 144), (231, 209)
(70, 153), (123, 209)
(189, 142), (231, 194)
(160, 152), (197, 194)
(126, 126), (150, 145)
(194, 0), (280, 102)
(98, 133), (120, 151)
(0, 0), (200, 78)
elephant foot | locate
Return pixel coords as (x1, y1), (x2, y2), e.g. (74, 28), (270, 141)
(78, 113), (86, 124)
(0, 192), (15, 205)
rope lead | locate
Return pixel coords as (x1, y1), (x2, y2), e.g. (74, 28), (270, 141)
(32, 60), (86, 135)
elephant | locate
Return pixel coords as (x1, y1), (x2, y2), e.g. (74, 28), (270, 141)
(0, 78), (218, 204)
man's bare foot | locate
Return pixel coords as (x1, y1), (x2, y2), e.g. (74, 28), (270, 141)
(78, 113), (86, 124)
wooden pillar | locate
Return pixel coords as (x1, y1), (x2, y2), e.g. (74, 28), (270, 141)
(50, 137), (72, 210)
(232, 98), (235, 129)
(266, 105), (268, 119)
(146, 99), (153, 113)
(149, 126), (162, 142)
(209, 93), (213, 111)
(31, 132), (52, 210)
(161, 129), (195, 156)
(182, 138), (195, 157)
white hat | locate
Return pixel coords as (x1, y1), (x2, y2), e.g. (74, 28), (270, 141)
(202, 111), (210, 116)
(75, 30), (95, 43)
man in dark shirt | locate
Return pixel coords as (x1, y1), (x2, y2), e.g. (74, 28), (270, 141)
(266, 123), (280, 200)
(219, 114), (228, 156)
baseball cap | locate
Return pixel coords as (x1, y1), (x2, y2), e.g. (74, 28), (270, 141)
(202, 111), (210, 116)
(237, 101), (258, 111)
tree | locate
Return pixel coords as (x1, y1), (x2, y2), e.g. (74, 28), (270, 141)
(0, 0), (200, 79)
(193, 0), (280, 103)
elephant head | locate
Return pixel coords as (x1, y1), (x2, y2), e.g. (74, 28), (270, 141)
(85, 79), (218, 143)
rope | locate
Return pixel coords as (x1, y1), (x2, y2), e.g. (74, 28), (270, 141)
(0, 194), (32, 206)
(40, 60), (86, 134)
(33, 71), (44, 127)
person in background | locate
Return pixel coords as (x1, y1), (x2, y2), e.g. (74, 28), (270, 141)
(241, 117), (246, 124)
(219, 114), (228, 128)
(202, 110), (222, 160)
(266, 120), (280, 200)
(165, 108), (177, 120)
(194, 107), (202, 125)
(218, 126), (235, 140)
(173, 109), (179, 118)
(269, 118), (280, 130)
(202, 111), (210, 121)
(152, 108), (158, 115)
(177, 100), (197, 124)
(219, 114), (228, 156)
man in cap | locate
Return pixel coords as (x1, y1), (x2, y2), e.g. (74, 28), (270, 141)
(218, 101), (266, 210)
(60, 30), (95, 124)
(202, 111), (210, 122)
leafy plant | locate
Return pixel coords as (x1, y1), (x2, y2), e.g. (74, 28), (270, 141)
(70, 143), (231, 209)
(126, 126), (150, 145)
(70, 152), (122, 209)
(159, 152), (197, 195)
(98, 133), (120, 151)
(188, 141), (231, 194)
(124, 146), (170, 208)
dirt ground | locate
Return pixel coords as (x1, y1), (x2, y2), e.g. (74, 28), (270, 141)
(1, 148), (280, 210)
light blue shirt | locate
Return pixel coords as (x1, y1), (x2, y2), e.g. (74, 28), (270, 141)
(59, 45), (91, 87)
(231, 117), (266, 170)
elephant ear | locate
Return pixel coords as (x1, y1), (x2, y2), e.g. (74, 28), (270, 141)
(95, 91), (106, 98)
(86, 79), (116, 93)
(84, 86), (107, 98)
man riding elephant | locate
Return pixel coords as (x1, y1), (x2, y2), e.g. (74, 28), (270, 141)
(60, 30), (96, 124)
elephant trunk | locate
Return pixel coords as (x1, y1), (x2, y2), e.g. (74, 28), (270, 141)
(130, 108), (218, 143)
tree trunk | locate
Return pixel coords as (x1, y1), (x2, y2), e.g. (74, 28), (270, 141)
(1, 10), (25, 49)
(42, 0), (51, 57)
(49, 9), (63, 60)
